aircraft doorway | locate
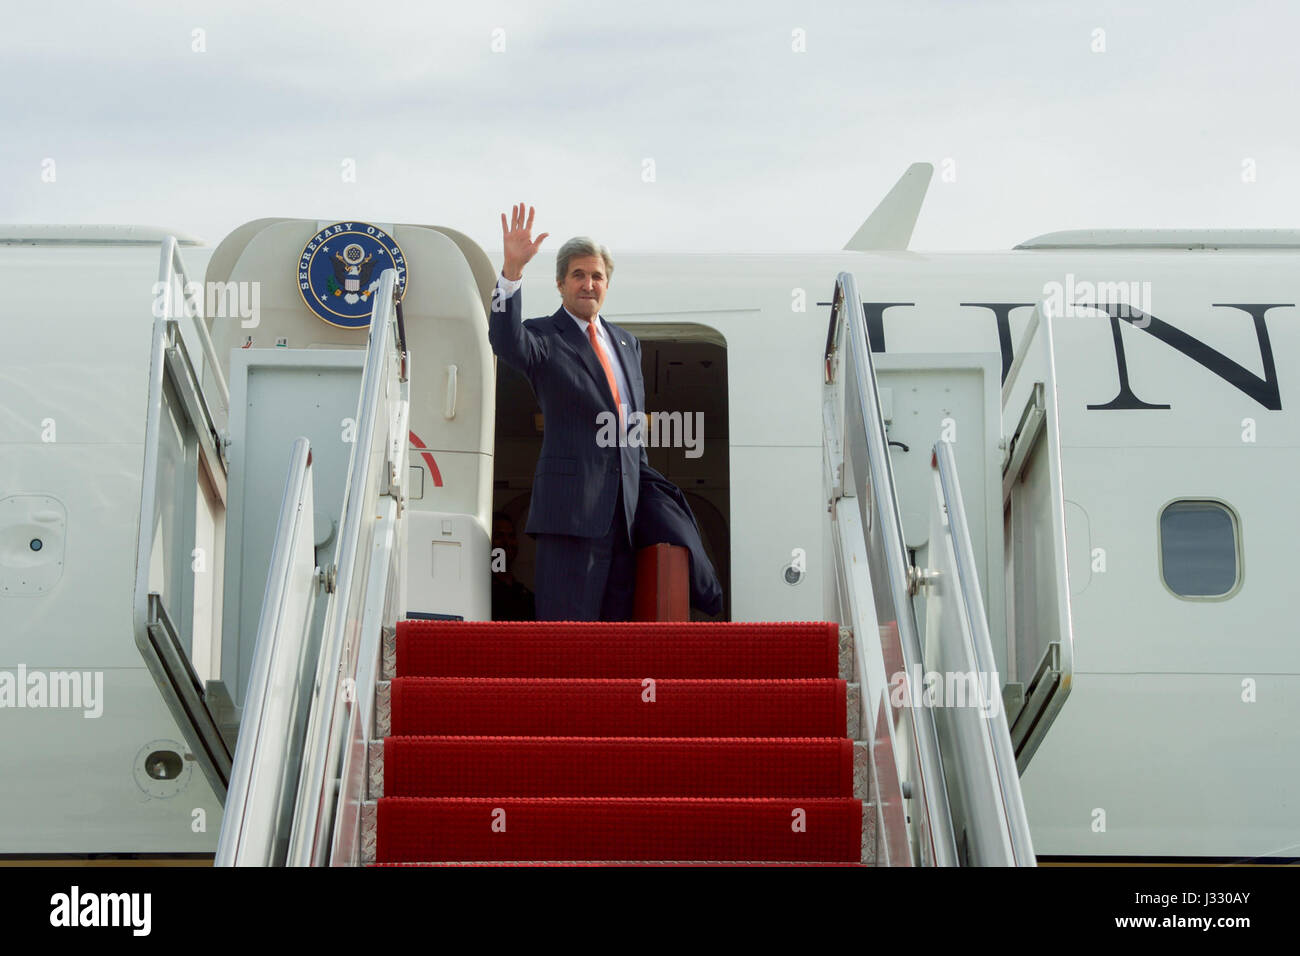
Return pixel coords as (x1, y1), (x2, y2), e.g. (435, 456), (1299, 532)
(491, 326), (730, 620)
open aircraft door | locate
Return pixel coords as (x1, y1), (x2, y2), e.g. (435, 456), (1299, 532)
(132, 237), (234, 797)
(999, 304), (1077, 771)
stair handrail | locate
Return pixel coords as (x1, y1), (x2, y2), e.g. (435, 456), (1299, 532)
(157, 234), (231, 418)
(215, 437), (319, 866)
(287, 270), (407, 866)
(326, 492), (403, 865)
(929, 440), (1036, 864)
(824, 270), (958, 866)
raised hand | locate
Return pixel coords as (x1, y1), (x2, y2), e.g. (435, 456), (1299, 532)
(501, 203), (549, 281)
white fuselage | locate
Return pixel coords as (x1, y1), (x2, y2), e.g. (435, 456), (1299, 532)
(2, 236), (1295, 860)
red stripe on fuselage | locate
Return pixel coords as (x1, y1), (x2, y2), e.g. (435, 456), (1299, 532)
(408, 430), (444, 487)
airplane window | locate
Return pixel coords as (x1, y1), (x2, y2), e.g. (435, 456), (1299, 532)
(1159, 500), (1240, 598)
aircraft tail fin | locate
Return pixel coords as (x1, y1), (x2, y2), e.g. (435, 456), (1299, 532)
(843, 162), (933, 251)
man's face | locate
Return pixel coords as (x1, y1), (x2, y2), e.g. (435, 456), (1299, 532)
(557, 254), (608, 322)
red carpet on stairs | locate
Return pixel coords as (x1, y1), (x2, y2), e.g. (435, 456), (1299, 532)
(383, 737), (855, 798)
(377, 797), (862, 864)
(389, 677), (847, 737)
(374, 620), (863, 865)
(395, 620), (842, 678)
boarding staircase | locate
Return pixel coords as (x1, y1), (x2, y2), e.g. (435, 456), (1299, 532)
(368, 620), (866, 865)
(135, 245), (1066, 865)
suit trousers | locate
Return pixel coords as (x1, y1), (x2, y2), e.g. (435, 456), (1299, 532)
(533, 483), (636, 622)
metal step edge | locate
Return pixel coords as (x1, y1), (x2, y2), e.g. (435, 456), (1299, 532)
(852, 741), (871, 799)
(382, 627), (396, 681)
(361, 800), (377, 865)
(838, 626), (854, 680)
(861, 801), (877, 865)
(375, 681), (391, 738)
(368, 740), (384, 800)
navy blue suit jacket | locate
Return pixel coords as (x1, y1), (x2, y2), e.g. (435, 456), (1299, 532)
(489, 287), (646, 541)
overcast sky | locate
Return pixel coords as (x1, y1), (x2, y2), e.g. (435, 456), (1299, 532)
(4, 0), (1297, 253)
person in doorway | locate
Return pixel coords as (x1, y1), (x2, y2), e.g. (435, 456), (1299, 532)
(488, 203), (722, 621)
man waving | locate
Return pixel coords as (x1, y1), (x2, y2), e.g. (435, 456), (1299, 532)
(489, 203), (721, 621)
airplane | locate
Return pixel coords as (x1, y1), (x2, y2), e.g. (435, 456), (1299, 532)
(1, 163), (1295, 865)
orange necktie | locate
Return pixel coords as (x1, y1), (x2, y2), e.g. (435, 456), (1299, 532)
(586, 319), (624, 422)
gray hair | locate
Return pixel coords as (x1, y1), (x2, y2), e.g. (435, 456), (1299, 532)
(555, 236), (614, 284)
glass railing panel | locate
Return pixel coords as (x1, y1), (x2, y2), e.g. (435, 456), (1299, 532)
(824, 271), (957, 866)
(922, 440), (1035, 865)
(287, 270), (406, 866)
(215, 438), (319, 866)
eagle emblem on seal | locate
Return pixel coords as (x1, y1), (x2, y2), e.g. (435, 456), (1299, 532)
(298, 221), (408, 329)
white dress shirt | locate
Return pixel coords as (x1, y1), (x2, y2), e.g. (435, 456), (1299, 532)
(495, 271), (632, 413)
